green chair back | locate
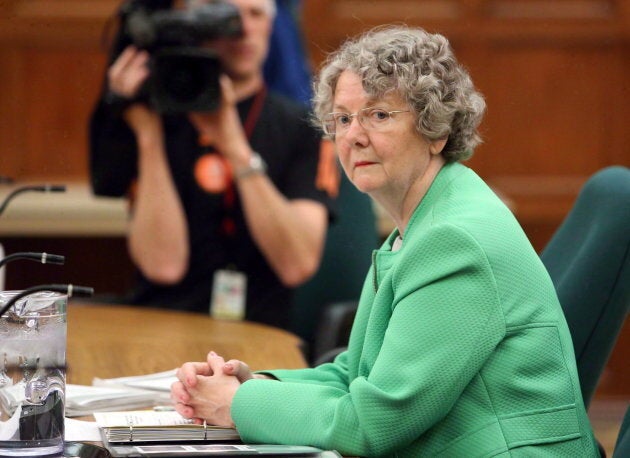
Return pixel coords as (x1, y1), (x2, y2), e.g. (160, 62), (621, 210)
(540, 166), (630, 408)
(613, 406), (630, 457)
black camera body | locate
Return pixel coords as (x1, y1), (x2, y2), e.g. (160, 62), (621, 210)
(119, 0), (242, 113)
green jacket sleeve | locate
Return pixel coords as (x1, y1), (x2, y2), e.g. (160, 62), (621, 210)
(261, 350), (351, 391)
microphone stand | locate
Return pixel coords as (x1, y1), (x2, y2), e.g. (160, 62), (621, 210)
(0, 252), (65, 293)
(0, 183), (67, 289)
(0, 252), (65, 269)
(0, 184), (66, 217)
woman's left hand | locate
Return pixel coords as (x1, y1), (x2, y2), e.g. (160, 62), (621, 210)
(171, 352), (241, 427)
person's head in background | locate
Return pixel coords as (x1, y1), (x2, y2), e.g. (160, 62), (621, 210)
(199, 0), (277, 88)
(313, 26), (486, 200)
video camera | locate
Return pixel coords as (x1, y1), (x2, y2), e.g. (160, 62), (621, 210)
(118, 0), (243, 113)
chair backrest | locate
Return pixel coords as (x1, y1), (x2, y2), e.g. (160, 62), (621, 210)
(311, 300), (358, 364)
(291, 173), (379, 362)
(540, 166), (630, 409)
(613, 405), (630, 457)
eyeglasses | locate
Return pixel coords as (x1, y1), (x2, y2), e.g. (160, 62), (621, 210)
(322, 107), (411, 136)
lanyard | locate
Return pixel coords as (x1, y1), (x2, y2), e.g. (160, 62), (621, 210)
(196, 87), (267, 236)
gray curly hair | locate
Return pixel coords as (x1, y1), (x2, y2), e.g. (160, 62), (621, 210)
(313, 26), (486, 161)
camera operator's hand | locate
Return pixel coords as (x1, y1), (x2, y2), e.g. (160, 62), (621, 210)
(188, 75), (253, 168)
(108, 46), (150, 99)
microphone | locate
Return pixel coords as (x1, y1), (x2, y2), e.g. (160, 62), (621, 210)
(0, 184), (67, 217)
(0, 252), (66, 269)
(0, 283), (94, 318)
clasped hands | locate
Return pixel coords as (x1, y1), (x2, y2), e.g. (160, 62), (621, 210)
(170, 351), (271, 428)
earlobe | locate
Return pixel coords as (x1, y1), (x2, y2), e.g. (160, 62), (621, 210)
(430, 138), (448, 155)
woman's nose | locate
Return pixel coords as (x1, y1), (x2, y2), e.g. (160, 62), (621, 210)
(344, 117), (369, 146)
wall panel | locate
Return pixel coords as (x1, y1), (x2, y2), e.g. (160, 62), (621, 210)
(472, 46), (620, 176)
(0, 0), (113, 178)
(21, 49), (106, 177)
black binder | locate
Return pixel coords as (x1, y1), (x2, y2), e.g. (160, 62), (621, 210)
(102, 443), (337, 457)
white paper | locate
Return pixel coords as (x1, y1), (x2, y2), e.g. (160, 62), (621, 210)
(122, 376), (178, 392)
(65, 384), (170, 417)
(93, 410), (194, 427)
(93, 369), (178, 392)
(64, 417), (102, 442)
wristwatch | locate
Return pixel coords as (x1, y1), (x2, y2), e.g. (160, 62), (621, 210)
(235, 152), (267, 179)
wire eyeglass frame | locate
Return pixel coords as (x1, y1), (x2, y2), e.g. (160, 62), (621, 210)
(323, 107), (411, 136)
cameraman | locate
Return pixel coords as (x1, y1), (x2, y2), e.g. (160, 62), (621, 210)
(89, 0), (338, 329)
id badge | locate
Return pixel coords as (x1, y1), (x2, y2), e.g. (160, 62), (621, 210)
(210, 269), (247, 320)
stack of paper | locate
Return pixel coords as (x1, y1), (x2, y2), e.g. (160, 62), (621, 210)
(65, 369), (178, 416)
(65, 384), (171, 417)
(94, 410), (240, 443)
(93, 369), (178, 392)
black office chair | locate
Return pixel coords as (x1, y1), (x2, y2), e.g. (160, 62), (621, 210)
(540, 165), (630, 410)
(291, 173), (379, 364)
(311, 300), (358, 365)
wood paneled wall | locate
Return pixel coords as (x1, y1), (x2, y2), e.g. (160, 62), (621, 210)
(0, 0), (114, 179)
(0, 0), (628, 396)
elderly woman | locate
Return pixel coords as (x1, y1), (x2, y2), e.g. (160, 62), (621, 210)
(171, 26), (599, 456)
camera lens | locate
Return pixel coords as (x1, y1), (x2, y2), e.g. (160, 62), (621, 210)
(150, 48), (221, 113)
(160, 56), (208, 103)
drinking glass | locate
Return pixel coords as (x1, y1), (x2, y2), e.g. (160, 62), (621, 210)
(0, 290), (67, 456)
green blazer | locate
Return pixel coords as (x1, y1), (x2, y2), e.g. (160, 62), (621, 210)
(232, 163), (599, 457)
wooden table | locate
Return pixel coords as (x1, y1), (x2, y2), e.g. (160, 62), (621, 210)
(66, 303), (307, 385)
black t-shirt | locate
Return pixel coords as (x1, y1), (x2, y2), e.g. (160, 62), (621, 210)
(89, 90), (336, 329)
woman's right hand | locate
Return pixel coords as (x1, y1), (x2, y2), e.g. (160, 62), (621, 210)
(175, 351), (271, 386)
(170, 352), (271, 412)
(171, 352), (239, 427)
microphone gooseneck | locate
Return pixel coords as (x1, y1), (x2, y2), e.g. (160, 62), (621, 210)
(0, 283), (94, 318)
(0, 184), (67, 217)
(0, 252), (66, 269)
